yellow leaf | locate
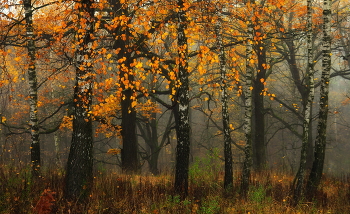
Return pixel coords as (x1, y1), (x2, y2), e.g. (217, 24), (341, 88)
(229, 124), (234, 130)
(1, 116), (6, 123)
(135, 62), (143, 68)
(131, 101), (137, 108)
(107, 148), (121, 154)
(106, 54), (112, 59)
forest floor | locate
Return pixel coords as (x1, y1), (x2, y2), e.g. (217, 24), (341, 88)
(1, 165), (350, 214)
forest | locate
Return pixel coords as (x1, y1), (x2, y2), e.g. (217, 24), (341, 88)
(1, 0), (350, 213)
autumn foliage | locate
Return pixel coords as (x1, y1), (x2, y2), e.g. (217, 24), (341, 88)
(0, 0), (350, 211)
(34, 189), (56, 214)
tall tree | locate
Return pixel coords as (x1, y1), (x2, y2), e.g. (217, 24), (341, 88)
(108, 0), (139, 174)
(65, 0), (95, 201)
(252, 21), (267, 171)
(174, 0), (191, 198)
(306, 0), (332, 199)
(24, 0), (40, 177)
(215, 9), (233, 191)
(293, 0), (315, 205)
(241, 1), (254, 197)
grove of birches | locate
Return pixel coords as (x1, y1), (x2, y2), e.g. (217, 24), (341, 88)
(1, 0), (350, 212)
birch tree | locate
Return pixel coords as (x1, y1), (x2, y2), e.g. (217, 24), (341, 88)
(241, 2), (254, 197)
(306, 0), (332, 199)
(174, 0), (191, 198)
(24, 0), (41, 177)
(292, 0), (315, 205)
(215, 9), (233, 191)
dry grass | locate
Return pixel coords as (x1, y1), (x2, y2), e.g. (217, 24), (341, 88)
(1, 165), (349, 214)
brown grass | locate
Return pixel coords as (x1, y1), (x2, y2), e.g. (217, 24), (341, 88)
(1, 165), (349, 213)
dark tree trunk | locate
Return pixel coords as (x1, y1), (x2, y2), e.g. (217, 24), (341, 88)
(138, 108), (174, 175)
(65, 0), (94, 201)
(306, 0), (331, 199)
(107, 0), (139, 174)
(24, 0), (41, 178)
(149, 113), (160, 175)
(149, 145), (160, 175)
(174, 0), (191, 198)
(253, 39), (267, 171)
(120, 88), (139, 174)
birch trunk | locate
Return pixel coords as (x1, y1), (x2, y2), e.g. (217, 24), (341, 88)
(241, 10), (254, 197)
(306, 0), (331, 199)
(65, 0), (95, 201)
(174, 0), (191, 198)
(293, 0), (315, 205)
(215, 14), (233, 191)
(24, 0), (41, 177)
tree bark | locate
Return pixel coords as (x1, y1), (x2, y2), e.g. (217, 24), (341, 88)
(120, 88), (139, 173)
(174, 0), (191, 198)
(108, 0), (139, 174)
(253, 38), (267, 171)
(65, 0), (95, 201)
(147, 112), (161, 175)
(241, 10), (254, 197)
(24, 0), (41, 178)
(293, 0), (315, 205)
(215, 14), (233, 191)
(306, 0), (331, 199)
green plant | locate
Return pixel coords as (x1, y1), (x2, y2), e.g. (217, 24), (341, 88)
(167, 194), (181, 205)
(199, 196), (220, 214)
(249, 185), (266, 203)
(248, 184), (273, 211)
(189, 148), (221, 185)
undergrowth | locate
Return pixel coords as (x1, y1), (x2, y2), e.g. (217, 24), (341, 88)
(1, 164), (350, 213)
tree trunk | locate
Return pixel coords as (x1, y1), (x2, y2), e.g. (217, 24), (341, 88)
(306, 105), (314, 171)
(120, 88), (139, 174)
(253, 39), (267, 171)
(306, 0), (331, 199)
(215, 14), (233, 191)
(65, 0), (95, 201)
(293, 0), (315, 205)
(174, 0), (191, 198)
(149, 145), (160, 175)
(241, 10), (254, 197)
(149, 112), (160, 175)
(54, 132), (61, 167)
(107, 0), (139, 174)
(24, 0), (41, 178)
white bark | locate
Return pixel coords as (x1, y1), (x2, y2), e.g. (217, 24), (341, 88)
(241, 8), (254, 195)
(24, 0), (41, 177)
